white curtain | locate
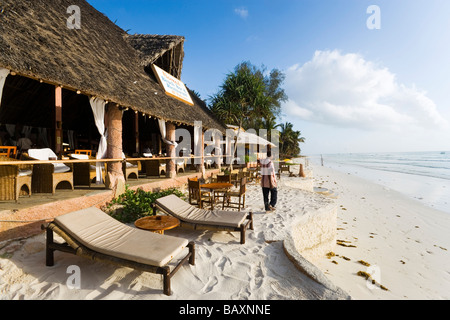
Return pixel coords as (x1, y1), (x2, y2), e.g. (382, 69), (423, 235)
(22, 126), (33, 138)
(158, 119), (178, 147)
(68, 130), (75, 149)
(0, 68), (10, 108)
(38, 127), (50, 148)
(193, 121), (202, 165)
(89, 97), (107, 184)
(225, 136), (230, 164)
(5, 124), (15, 137)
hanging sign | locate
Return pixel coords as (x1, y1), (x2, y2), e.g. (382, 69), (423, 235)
(151, 64), (194, 106)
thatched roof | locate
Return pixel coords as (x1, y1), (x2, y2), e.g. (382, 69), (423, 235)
(126, 34), (185, 79)
(0, 0), (225, 131)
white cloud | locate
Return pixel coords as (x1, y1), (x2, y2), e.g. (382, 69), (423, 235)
(234, 7), (248, 19)
(283, 50), (449, 132)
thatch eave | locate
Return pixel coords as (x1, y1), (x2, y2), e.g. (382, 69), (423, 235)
(125, 34), (185, 67)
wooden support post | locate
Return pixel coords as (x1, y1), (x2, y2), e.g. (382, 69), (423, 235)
(106, 104), (125, 195)
(134, 112), (139, 154)
(55, 86), (63, 156)
(166, 122), (177, 178)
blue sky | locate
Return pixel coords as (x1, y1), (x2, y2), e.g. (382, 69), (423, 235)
(88, 0), (450, 155)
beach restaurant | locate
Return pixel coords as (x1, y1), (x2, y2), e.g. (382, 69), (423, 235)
(0, 0), (230, 198)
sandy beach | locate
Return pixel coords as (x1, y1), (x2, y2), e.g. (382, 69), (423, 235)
(312, 163), (450, 300)
(1, 162), (449, 300)
(0, 173), (348, 301)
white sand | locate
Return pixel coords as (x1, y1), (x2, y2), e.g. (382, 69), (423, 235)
(312, 164), (450, 300)
(1, 163), (449, 300)
(0, 179), (348, 300)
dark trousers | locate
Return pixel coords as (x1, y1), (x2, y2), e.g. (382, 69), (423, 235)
(262, 187), (277, 210)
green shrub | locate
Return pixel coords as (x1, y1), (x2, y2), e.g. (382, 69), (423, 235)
(108, 186), (186, 223)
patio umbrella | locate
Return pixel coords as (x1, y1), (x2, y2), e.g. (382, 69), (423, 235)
(235, 130), (277, 147)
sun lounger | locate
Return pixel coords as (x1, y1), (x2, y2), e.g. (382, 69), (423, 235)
(154, 195), (254, 244)
(43, 207), (195, 296)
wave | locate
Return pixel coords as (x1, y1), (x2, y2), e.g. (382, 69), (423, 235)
(322, 151), (450, 182)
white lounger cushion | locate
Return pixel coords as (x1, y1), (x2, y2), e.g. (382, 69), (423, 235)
(126, 162), (137, 168)
(29, 148), (71, 173)
(54, 207), (188, 267)
(18, 169), (32, 177)
(121, 152), (138, 168)
(70, 154), (89, 160)
(156, 195), (248, 228)
(70, 154), (97, 171)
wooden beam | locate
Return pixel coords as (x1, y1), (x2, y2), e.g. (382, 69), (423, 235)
(55, 86), (63, 156)
(134, 111), (139, 154)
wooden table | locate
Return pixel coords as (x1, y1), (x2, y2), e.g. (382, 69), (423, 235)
(135, 215), (180, 234)
(201, 182), (234, 210)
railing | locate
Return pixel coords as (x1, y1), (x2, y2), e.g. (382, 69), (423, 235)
(0, 155), (231, 166)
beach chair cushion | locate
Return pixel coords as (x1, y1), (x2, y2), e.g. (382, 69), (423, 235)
(29, 148), (71, 173)
(54, 207), (189, 267)
(156, 195), (248, 228)
(70, 153), (97, 171)
(70, 154), (89, 160)
(121, 152), (138, 168)
(18, 169), (33, 177)
(126, 162), (138, 168)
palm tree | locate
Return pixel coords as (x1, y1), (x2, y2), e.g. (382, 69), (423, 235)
(279, 122), (305, 158)
(209, 62), (271, 169)
(210, 62), (286, 130)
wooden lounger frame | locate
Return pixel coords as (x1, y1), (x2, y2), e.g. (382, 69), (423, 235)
(42, 222), (195, 296)
(154, 203), (254, 245)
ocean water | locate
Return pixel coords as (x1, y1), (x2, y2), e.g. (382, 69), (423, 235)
(310, 151), (450, 214)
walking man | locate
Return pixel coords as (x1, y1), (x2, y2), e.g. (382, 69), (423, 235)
(261, 150), (277, 212)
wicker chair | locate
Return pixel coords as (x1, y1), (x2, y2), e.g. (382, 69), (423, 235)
(0, 156), (32, 201)
(123, 160), (139, 180)
(176, 159), (186, 173)
(24, 149), (74, 194)
(204, 154), (212, 169)
(144, 159), (166, 177)
(70, 154), (103, 187)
